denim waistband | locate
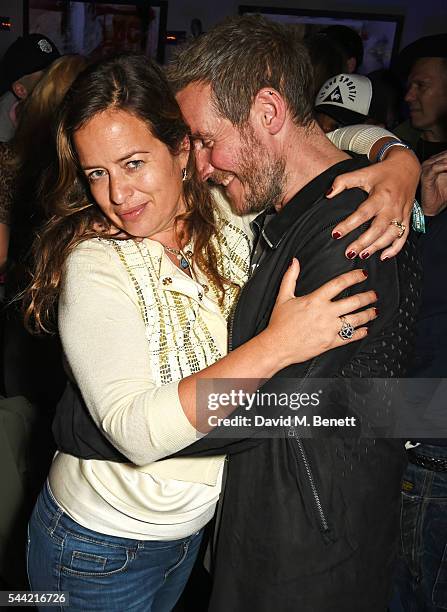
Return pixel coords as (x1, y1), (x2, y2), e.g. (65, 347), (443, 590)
(36, 481), (202, 549)
(410, 444), (447, 460)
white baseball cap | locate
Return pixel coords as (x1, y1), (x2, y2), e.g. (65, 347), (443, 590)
(315, 73), (373, 125)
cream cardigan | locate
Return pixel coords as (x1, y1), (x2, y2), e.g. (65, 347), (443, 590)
(49, 194), (253, 539)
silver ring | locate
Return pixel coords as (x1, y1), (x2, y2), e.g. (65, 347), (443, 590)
(338, 316), (355, 340)
(390, 219), (406, 238)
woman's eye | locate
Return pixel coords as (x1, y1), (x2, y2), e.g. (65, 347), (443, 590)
(127, 160), (144, 170)
(87, 169), (105, 182)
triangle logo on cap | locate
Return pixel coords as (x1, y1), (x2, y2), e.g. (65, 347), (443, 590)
(323, 86), (344, 104)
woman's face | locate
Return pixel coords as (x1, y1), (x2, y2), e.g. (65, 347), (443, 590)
(73, 108), (188, 240)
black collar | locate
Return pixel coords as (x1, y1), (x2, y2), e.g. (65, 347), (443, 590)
(251, 157), (369, 249)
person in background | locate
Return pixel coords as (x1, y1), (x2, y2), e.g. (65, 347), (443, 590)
(0, 34), (60, 143)
(390, 32), (447, 612)
(304, 32), (349, 96)
(1, 54), (88, 406)
(397, 34), (447, 214)
(315, 72), (401, 134)
(321, 24), (364, 73)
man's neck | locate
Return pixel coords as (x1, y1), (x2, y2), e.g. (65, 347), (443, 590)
(421, 122), (447, 143)
(278, 121), (350, 210)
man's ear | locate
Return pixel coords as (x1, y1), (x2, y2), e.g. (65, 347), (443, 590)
(11, 80), (28, 100)
(251, 88), (286, 135)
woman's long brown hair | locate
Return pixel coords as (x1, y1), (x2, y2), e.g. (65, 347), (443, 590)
(23, 54), (234, 333)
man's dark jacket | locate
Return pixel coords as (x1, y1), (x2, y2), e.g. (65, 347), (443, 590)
(53, 158), (421, 611)
(175, 158), (422, 611)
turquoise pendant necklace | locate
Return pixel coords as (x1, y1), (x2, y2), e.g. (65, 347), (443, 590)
(162, 244), (192, 270)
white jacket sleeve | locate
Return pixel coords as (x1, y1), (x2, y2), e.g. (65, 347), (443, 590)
(327, 125), (396, 159)
(58, 240), (202, 465)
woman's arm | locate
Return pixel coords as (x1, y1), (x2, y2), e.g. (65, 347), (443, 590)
(179, 259), (377, 432)
(327, 125), (421, 260)
(60, 242), (376, 464)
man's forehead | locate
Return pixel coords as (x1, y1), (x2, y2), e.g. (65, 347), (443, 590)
(409, 57), (446, 80)
(176, 82), (221, 137)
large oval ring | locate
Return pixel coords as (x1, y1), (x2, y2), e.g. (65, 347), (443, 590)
(338, 316), (355, 341)
(390, 219), (406, 238)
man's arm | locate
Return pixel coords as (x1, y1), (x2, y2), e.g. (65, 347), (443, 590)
(327, 125), (421, 260)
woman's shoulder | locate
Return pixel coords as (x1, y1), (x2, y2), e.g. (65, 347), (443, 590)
(211, 187), (255, 240)
(65, 238), (124, 276)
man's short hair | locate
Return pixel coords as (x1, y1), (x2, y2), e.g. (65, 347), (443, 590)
(167, 15), (314, 128)
(397, 33), (447, 76)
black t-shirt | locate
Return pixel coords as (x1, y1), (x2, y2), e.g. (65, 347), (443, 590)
(411, 139), (447, 445)
(415, 138), (447, 163)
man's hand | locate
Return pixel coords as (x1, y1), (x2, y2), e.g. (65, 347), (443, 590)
(327, 146), (421, 260)
(421, 151), (447, 216)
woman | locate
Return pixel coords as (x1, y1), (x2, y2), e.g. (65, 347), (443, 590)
(24, 55), (397, 611)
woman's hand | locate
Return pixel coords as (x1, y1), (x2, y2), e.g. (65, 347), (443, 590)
(258, 259), (377, 370)
(327, 146), (421, 261)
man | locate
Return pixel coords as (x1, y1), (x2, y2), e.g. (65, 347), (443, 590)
(390, 34), (447, 612)
(396, 33), (447, 215)
(169, 16), (422, 611)
(0, 33), (59, 142)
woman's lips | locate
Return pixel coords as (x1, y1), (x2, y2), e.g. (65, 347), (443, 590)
(117, 203), (146, 219)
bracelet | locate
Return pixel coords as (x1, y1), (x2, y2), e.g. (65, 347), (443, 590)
(412, 200), (426, 233)
(376, 140), (411, 162)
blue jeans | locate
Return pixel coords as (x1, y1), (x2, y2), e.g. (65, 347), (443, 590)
(390, 445), (447, 612)
(27, 482), (204, 611)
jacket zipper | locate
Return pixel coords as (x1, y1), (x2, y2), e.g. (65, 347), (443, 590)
(289, 430), (330, 534)
(229, 300), (330, 534)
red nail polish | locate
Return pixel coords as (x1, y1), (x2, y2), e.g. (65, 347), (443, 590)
(374, 307), (379, 316)
(346, 250), (356, 259)
(361, 269), (368, 277)
(332, 231), (342, 239)
(326, 187), (333, 196)
(374, 292), (379, 300)
(382, 256), (390, 261)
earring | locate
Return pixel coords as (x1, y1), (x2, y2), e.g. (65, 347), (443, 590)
(182, 168), (188, 181)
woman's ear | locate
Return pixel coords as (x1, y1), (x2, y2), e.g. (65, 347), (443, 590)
(180, 136), (191, 153)
(178, 136), (191, 167)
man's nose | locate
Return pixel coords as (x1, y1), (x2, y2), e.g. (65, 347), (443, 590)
(405, 85), (416, 104)
(194, 147), (214, 182)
